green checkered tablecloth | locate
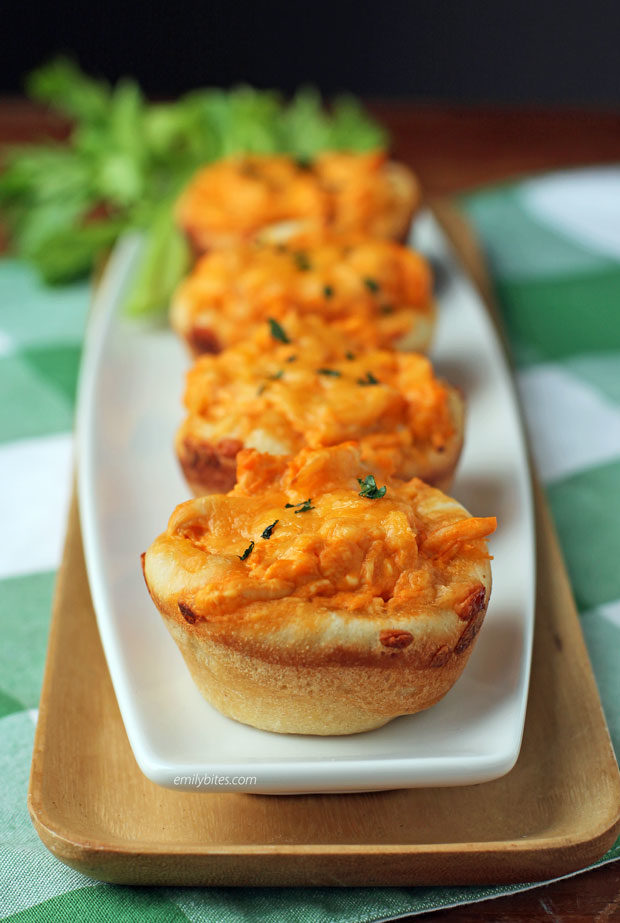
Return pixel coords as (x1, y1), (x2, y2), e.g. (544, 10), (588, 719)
(1, 167), (619, 921)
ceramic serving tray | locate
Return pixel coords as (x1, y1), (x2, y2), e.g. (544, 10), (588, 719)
(73, 207), (535, 794)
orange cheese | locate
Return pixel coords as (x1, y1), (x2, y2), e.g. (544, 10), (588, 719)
(171, 234), (434, 355)
(164, 444), (496, 621)
(175, 151), (419, 252)
(177, 314), (463, 491)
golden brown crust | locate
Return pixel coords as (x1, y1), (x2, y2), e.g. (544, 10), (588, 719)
(379, 162), (422, 241)
(177, 435), (242, 496)
(148, 623), (480, 735)
(185, 323), (221, 356)
(143, 445), (495, 734)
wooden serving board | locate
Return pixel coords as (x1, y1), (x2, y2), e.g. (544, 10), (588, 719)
(28, 204), (620, 886)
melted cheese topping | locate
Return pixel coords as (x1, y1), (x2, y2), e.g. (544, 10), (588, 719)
(171, 234), (434, 353)
(162, 444), (496, 620)
(175, 151), (419, 248)
(178, 314), (462, 482)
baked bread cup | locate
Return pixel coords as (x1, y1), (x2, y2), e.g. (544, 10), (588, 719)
(175, 151), (420, 255)
(176, 314), (464, 496)
(170, 234), (434, 356)
(143, 444), (496, 735)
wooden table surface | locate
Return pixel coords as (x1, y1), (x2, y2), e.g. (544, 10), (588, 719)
(2, 99), (619, 922)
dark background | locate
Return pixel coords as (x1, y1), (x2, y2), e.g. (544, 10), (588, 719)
(4, 0), (620, 104)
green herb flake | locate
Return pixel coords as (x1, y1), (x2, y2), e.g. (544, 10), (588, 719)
(268, 318), (290, 343)
(285, 354), (298, 363)
(345, 351), (356, 360)
(364, 277), (380, 293)
(285, 498), (315, 513)
(261, 520), (279, 539)
(358, 371), (380, 386)
(317, 368), (341, 377)
(323, 284), (334, 298)
(357, 475), (386, 499)
(293, 251), (312, 271)
(380, 304), (394, 315)
(238, 541), (255, 561)
(269, 369), (284, 381)
(295, 155), (314, 170)
(256, 383), (267, 396)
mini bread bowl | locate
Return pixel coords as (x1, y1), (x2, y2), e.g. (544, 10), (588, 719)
(176, 314), (464, 496)
(143, 443), (496, 736)
(170, 233), (434, 356)
(175, 151), (420, 255)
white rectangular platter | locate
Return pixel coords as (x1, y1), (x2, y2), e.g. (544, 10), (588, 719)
(76, 210), (535, 794)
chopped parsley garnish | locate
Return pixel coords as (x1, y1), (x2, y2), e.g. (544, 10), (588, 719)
(285, 354), (298, 363)
(345, 351), (356, 360)
(317, 368), (341, 377)
(380, 304), (394, 314)
(358, 475), (386, 499)
(357, 371), (380, 386)
(295, 154), (313, 170)
(323, 284), (334, 298)
(293, 250), (311, 271)
(268, 318), (290, 343)
(238, 541), (255, 561)
(285, 498), (315, 513)
(268, 369), (284, 380)
(261, 520), (279, 539)
(364, 277), (380, 293)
